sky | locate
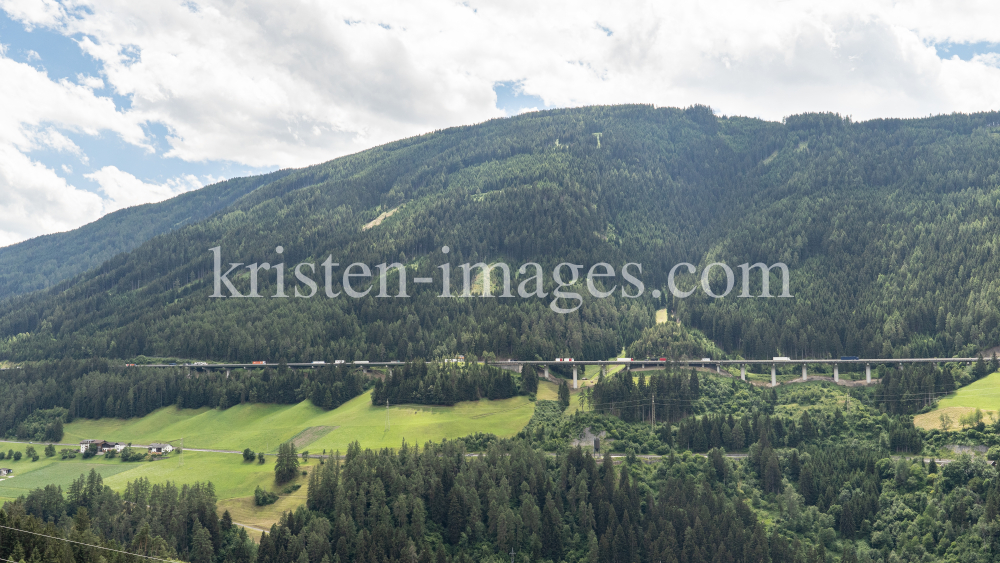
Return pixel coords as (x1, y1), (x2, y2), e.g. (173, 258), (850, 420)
(2, 1), (1000, 247)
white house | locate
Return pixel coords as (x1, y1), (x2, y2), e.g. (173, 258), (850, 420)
(147, 443), (174, 455)
(80, 440), (125, 453)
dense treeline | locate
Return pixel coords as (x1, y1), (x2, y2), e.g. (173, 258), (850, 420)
(1, 470), (255, 563)
(0, 360), (367, 440)
(371, 361), (521, 406)
(294, 439), (776, 563)
(626, 323), (727, 361)
(585, 370), (923, 457)
(586, 369), (701, 424)
(6, 106), (1000, 365)
(875, 359), (995, 414)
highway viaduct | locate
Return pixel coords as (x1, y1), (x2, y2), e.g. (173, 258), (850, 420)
(135, 357), (981, 390)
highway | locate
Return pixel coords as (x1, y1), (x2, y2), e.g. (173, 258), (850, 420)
(129, 357), (981, 369)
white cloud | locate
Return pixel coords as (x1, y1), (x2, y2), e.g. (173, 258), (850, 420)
(76, 73), (104, 89)
(0, 52), (147, 245)
(3, 0), (1000, 245)
(7, 0), (995, 168)
(84, 165), (205, 211)
(0, 143), (103, 247)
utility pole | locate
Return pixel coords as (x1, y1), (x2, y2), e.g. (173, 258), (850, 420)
(385, 399), (390, 431)
(510, 548), (516, 563)
(651, 392), (655, 432)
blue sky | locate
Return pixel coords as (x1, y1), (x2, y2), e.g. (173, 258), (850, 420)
(1, 0), (1000, 247)
(0, 9), (274, 195)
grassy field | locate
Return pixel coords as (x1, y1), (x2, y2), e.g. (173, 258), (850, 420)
(0, 448), (290, 504)
(16, 390), (559, 528)
(914, 371), (1000, 430)
(299, 391), (535, 453)
(63, 390), (537, 454)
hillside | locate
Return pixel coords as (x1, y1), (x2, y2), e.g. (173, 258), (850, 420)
(0, 169), (293, 302)
(1, 105), (1000, 364)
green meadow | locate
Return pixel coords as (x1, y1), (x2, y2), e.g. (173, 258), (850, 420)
(914, 371), (1000, 430)
(6, 385), (591, 527)
(63, 390), (538, 454)
(0, 448), (295, 507)
(936, 371), (1000, 411)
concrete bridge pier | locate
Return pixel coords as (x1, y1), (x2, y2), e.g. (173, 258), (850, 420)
(545, 366), (550, 381)
(802, 364), (808, 381)
(833, 364), (839, 382)
(573, 366), (578, 389)
(866, 364), (871, 383)
(740, 364), (746, 381)
(716, 363), (721, 373)
(771, 365), (777, 387)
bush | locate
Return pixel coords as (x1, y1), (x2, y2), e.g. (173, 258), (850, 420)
(120, 446), (147, 462)
(13, 451), (22, 461)
(44, 444), (55, 457)
(254, 486), (278, 506)
(242, 448), (256, 462)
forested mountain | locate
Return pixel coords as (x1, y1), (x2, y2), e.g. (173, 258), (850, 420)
(1, 105), (1000, 363)
(0, 169), (292, 303)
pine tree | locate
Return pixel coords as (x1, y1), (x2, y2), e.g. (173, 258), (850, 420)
(974, 355), (987, 380)
(764, 450), (782, 494)
(190, 518), (214, 563)
(557, 380), (570, 409)
(799, 463), (815, 505)
(839, 501), (855, 539)
(274, 442), (300, 483)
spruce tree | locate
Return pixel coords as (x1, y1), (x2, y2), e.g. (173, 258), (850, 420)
(799, 463), (815, 505)
(558, 380), (570, 409)
(274, 442), (300, 483)
(764, 450), (782, 494)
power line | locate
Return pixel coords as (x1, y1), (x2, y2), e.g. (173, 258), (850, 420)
(0, 523), (178, 563)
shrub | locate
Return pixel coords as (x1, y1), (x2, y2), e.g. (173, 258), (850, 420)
(120, 446), (147, 462)
(242, 448), (256, 462)
(254, 486), (278, 506)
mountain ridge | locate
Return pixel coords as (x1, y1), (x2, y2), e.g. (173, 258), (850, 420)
(1, 104), (999, 363)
